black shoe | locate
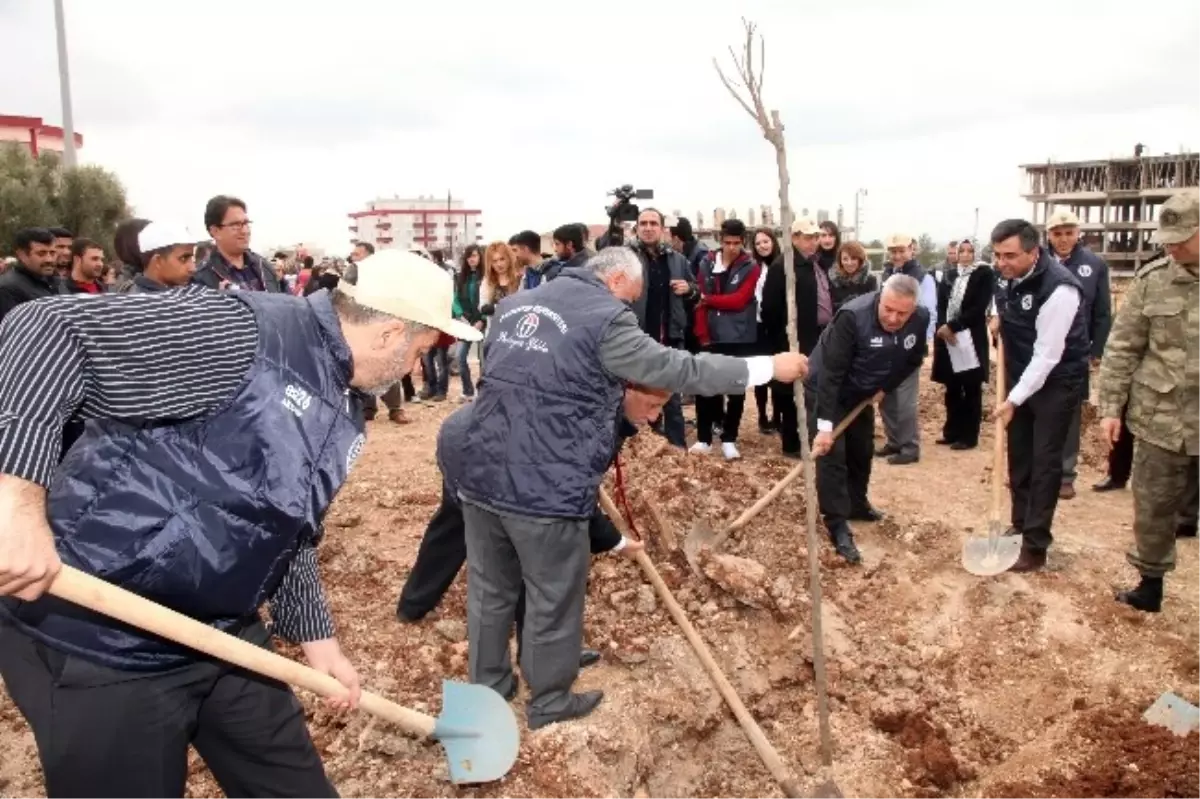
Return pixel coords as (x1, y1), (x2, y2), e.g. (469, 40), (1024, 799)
(418, 389), (434, 401)
(849, 506), (885, 523)
(432, 394), (447, 403)
(875, 444), (899, 458)
(1115, 576), (1163, 613)
(579, 648), (601, 669)
(828, 522), (862, 564)
(887, 452), (919, 466)
(759, 420), (779, 436)
(1003, 526), (1022, 537)
(396, 605), (427, 623)
(528, 690), (604, 730)
(1092, 475), (1127, 492)
(950, 441), (977, 451)
(1009, 546), (1046, 573)
(363, 408), (377, 421)
(935, 437), (955, 446)
(1177, 523), (1198, 539)
(503, 675), (521, 702)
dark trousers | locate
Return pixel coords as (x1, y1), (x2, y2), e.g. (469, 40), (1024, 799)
(774, 381), (802, 454)
(755, 384), (780, 426)
(1108, 408), (1135, 484)
(942, 376), (984, 447)
(695, 342), (756, 444)
(397, 481), (466, 620)
(1007, 376), (1082, 551)
(805, 389), (875, 526)
(421, 347), (450, 398)
(0, 620), (335, 799)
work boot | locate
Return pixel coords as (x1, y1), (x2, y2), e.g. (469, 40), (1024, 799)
(388, 408), (410, 425)
(528, 691), (604, 730)
(887, 452), (919, 466)
(875, 443), (899, 458)
(1115, 576), (1163, 613)
(1059, 482), (1077, 500)
(828, 522), (862, 564)
(849, 505), (885, 523)
(1092, 475), (1127, 492)
(1009, 546), (1046, 573)
(579, 648), (601, 669)
(1177, 523), (1198, 539)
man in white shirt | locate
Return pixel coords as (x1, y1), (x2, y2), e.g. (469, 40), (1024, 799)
(988, 219), (1090, 572)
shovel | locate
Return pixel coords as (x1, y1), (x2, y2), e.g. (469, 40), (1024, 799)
(962, 336), (1023, 576)
(685, 395), (875, 570)
(48, 564), (520, 785)
(1144, 691), (1200, 736)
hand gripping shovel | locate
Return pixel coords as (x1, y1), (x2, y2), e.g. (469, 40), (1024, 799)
(48, 565), (519, 785)
(962, 336), (1023, 576)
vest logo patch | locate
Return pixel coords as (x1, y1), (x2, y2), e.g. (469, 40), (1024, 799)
(1021, 294), (1034, 311)
(869, 336), (884, 348)
(1077, 264), (1092, 278)
(283, 384), (313, 417)
(495, 304), (570, 355)
(514, 312), (540, 339)
(996, 278), (1008, 289)
(903, 334), (917, 350)
(346, 433), (366, 472)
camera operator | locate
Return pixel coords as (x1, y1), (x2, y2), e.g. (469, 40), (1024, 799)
(628, 208), (698, 449)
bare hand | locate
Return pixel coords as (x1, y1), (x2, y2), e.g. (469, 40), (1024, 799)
(937, 325), (957, 347)
(302, 638), (361, 710)
(669, 279), (690, 296)
(811, 431), (834, 458)
(989, 400), (1015, 425)
(618, 538), (645, 561)
(1099, 417), (1122, 451)
(0, 477), (62, 601)
(872, 390), (886, 405)
(772, 353), (809, 383)
(473, 321), (484, 331)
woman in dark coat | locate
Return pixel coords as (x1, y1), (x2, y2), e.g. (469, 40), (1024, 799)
(932, 239), (994, 450)
(828, 240), (877, 310)
(751, 227), (782, 434)
(816, 220), (841, 273)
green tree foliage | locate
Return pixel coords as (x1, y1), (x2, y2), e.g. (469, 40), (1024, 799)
(0, 143), (130, 257)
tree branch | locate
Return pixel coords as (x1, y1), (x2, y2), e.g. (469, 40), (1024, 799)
(712, 58), (758, 123)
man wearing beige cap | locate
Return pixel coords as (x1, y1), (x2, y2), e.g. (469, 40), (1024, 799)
(0, 250), (477, 797)
(1098, 189), (1199, 612)
(877, 233), (938, 464)
(1045, 209), (1112, 499)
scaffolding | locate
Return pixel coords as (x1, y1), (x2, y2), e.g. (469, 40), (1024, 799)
(1021, 152), (1199, 274)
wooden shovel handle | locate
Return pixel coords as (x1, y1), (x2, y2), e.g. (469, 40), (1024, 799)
(991, 337), (1006, 528)
(597, 489), (804, 798)
(724, 395), (874, 536)
(48, 565), (436, 738)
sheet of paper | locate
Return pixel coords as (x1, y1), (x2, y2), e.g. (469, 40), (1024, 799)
(948, 329), (981, 373)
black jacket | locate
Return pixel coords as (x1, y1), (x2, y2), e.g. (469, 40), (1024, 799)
(829, 270), (878, 311)
(58, 277), (108, 295)
(760, 249), (824, 356)
(931, 265), (994, 385)
(192, 249), (282, 293)
(0, 265), (60, 324)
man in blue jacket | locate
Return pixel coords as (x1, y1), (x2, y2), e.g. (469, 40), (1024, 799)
(0, 250), (478, 798)
(1044, 210), (1113, 500)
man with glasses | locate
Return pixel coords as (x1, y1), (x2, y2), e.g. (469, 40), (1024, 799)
(193, 195), (282, 293)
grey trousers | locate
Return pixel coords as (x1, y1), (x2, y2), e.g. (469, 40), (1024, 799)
(462, 500), (590, 723)
(1062, 401), (1083, 483)
(881, 368), (921, 458)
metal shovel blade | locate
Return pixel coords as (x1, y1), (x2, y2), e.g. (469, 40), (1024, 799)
(962, 525), (1023, 576)
(1144, 691), (1200, 737)
(432, 680), (520, 785)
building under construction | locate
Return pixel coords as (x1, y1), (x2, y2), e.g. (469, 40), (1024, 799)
(1021, 151), (1199, 275)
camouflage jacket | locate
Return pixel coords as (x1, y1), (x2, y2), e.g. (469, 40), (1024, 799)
(1098, 256), (1199, 455)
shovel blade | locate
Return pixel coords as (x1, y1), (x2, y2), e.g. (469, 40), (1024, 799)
(432, 680), (520, 785)
(1144, 691), (1200, 737)
(961, 535), (1023, 576)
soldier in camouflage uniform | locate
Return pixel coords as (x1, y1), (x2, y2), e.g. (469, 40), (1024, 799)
(1097, 189), (1199, 613)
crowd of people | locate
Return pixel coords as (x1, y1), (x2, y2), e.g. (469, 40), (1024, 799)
(0, 185), (1195, 797)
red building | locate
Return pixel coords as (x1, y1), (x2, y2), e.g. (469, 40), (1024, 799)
(0, 114), (84, 157)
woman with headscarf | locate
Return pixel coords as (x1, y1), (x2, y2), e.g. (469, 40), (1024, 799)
(113, 218), (202, 293)
(829, 240), (878, 311)
(816, 220), (841, 274)
(931, 238), (994, 450)
(751, 227), (782, 435)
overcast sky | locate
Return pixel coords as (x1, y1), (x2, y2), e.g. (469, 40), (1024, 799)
(3, 0), (1198, 253)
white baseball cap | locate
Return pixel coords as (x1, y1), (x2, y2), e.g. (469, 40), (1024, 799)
(139, 222), (204, 253)
(341, 249), (482, 341)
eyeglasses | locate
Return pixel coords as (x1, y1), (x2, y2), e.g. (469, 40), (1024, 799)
(219, 220), (253, 231)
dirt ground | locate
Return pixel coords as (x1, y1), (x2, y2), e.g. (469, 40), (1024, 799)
(1, 363), (1197, 798)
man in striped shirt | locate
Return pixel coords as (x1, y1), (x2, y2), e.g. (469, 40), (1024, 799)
(0, 250), (480, 798)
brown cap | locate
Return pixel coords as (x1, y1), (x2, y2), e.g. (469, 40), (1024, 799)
(1153, 190), (1199, 245)
(1046, 209), (1080, 229)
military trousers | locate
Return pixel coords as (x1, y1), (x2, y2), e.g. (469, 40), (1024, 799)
(1128, 440), (1199, 577)
(462, 500), (590, 725)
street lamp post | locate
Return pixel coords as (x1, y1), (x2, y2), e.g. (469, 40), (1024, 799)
(53, 0), (78, 168)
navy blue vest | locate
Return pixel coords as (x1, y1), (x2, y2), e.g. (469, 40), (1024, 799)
(1056, 243), (1106, 333)
(882, 259), (927, 286)
(1001, 251), (1090, 385)
(459, 270), (627, 519)
(3, 291), (365, 670)
(805, 291), (929, 407)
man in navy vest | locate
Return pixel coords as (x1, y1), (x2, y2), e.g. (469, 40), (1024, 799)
(878, 233), (938, 465)
(988, 219), (1090, 573)
(806, 275), (930, 563)
(0, 249), (479, 798)
(1044, 209), (1113, 499)
(457, 247), (808, 730)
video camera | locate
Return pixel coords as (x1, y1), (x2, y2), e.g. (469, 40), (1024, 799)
(599, 185), (654, 250)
